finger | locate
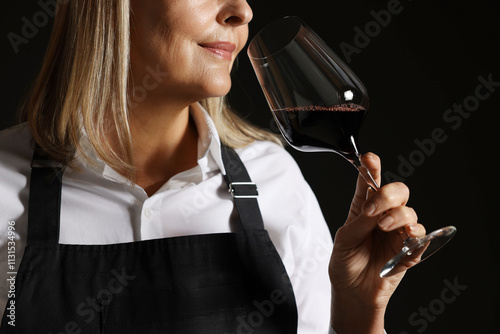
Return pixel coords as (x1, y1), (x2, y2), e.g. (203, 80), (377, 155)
(378, 206), (418, 232)
(334, 214), (379, 250)
(352, 153), (381, 204)
(362, 182), (410, 216)
(360, 152), (381, 186)
(366, 187), (375, 200)
(405, 223), (426, 238)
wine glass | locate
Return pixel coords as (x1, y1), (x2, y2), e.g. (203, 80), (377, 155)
(247, 16), (456, 277)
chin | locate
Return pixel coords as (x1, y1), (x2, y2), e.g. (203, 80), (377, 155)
(201, 76), (233, 99)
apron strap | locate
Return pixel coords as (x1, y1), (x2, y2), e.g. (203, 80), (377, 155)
(27, 147), (63, 244)
(221, 145), (265, 231)
(26, 144), (264, 242)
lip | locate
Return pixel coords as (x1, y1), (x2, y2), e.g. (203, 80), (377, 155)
(199, 42), (236, 61)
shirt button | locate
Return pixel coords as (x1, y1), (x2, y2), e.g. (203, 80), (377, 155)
(144, 208), (153, 219)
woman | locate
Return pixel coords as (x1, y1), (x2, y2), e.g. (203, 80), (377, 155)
(0, 0), (424, 333)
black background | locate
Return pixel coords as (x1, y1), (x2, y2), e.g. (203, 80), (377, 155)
(2, 0), (499, 333)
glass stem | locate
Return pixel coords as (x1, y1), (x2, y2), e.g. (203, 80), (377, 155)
(348, 136), (412, 244)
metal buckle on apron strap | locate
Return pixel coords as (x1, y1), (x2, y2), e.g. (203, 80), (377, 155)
(228, 182), (259, 199)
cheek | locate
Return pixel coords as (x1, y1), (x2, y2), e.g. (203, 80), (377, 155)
(192, 56), (233, 96)
(159, 33), (190, 66)
(142, 25), (193, 79)
(239, 26), (250, 50)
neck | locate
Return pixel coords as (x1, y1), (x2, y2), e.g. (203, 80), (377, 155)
(127, 101), (199, 196)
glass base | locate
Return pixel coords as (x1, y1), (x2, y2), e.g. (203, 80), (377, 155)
(380, 226), (457, 277)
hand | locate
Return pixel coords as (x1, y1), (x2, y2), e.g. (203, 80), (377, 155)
(329, 153), (426, 333)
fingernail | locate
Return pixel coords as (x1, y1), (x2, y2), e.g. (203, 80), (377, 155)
(363, 152), (375, 160)
(379, 215), (394, 230)
(364, 202), (377, 215)
(408, 225), (419, 233)
(365, 188), (375, 200)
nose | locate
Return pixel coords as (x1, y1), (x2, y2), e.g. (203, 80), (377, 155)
(218, 0), (253, 26)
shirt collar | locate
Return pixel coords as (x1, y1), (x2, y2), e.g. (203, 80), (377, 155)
(76, 102), (226, 187)
(190, 102), (226, 176)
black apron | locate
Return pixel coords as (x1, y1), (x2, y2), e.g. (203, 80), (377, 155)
(1, 146), (298, 333)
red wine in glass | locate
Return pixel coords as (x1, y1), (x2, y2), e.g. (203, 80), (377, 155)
(273, 103), (366, 160)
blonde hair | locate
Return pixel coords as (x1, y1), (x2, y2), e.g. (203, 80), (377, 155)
(22, 0), (281, 178)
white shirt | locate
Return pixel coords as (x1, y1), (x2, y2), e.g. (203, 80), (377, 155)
(0, 103), (334, 333)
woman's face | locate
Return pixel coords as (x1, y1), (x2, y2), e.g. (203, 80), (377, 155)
(129, 0), (253, 105)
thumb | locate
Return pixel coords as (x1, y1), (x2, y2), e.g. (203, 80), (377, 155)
(347, 153), (382, 221)
(358, 152), (382, 191)
(336, 180), (380, 248)
(366, 187), (376, 200)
